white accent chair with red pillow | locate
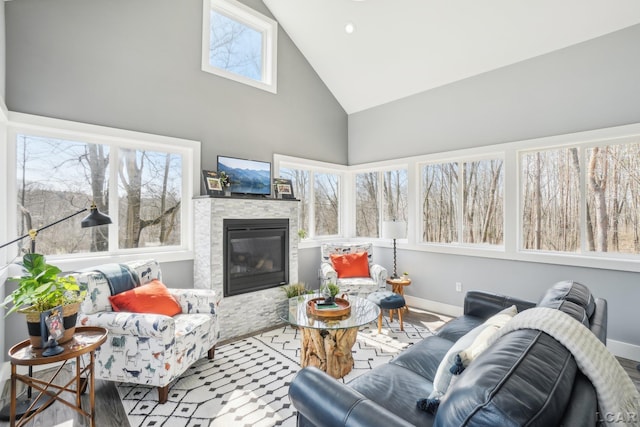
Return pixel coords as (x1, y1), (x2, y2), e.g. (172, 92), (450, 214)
(320, 243), (388, 296)
(70, 259), (220, 403)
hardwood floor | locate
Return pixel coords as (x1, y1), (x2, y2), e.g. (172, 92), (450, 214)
(0, 366), (129, 427)
(0, 307), (638, 426)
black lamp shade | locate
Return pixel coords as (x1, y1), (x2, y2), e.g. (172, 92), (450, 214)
(81, 206), (112, 228)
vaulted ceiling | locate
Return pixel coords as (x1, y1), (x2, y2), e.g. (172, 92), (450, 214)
(263, 0), (640, 114)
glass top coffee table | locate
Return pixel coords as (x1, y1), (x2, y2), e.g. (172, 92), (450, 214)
(282, 294), (380, 378)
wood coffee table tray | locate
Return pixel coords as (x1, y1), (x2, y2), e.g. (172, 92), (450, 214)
(307, 297), (351, 318)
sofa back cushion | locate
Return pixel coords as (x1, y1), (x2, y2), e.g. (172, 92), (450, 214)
(539, 280), (595, 317)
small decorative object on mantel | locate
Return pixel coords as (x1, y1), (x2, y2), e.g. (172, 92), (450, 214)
(202, 170), (224, 196)
(273, 177), (295, 199)
(219, 171), (232, 196)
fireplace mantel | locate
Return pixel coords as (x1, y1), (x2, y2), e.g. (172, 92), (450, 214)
(193, 196), (299, 340)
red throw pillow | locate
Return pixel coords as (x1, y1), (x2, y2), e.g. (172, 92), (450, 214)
(109, 279), (182, 317)
(330, 252), (370, 278)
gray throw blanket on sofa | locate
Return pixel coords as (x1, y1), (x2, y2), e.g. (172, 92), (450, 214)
(93, 263), (138, 295)
(488, 307), (640, 427)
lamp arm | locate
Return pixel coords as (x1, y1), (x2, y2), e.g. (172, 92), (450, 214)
(0, 208), (88, 250)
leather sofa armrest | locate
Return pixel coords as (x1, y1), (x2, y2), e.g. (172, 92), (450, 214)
(464, 290), (536, 319)
(289, 367), (413, 427)
(590, 298), (607, 343)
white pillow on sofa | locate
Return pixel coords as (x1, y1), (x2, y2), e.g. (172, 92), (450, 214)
(429, 305), (518, 399)
(458, 304), (518, 366)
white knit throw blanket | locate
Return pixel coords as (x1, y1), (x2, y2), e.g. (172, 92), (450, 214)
(487, 307), (640, 427)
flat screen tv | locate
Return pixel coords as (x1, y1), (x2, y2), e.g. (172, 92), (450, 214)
(217, 155), (272, 196)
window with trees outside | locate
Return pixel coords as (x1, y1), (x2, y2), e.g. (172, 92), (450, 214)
(521, 141), (640, 254)
(11, 124), (193, 258)
(201, 0), (278, 93)
(421, 159), (504, 245)
(278, 165), (342, 239)
(356, 169), (408, 237)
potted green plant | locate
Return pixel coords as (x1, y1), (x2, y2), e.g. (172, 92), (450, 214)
(281, 283), (313, 298)
(321, 282), (340, 303)
(1, 253), (86, 347)
(219, 171), (232, 196)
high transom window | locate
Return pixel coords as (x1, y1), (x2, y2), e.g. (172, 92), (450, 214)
(202, 0), (278, 93)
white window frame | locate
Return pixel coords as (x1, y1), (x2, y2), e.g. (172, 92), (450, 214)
(351, 165), (410, 239)
(282, 123), (640, 273)
(3, 112), (200, 267)
(201, 0), (278, 94)
(274, 154), (347, 245)
(517, 134), (640, 259)
(417, 153), (505, 249)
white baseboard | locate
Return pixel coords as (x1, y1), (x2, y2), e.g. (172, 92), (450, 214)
(405, 295), (463, 318)
(607, 339), (640, 363)
(405, 295), (640, 362)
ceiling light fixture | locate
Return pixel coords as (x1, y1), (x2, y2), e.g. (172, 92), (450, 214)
(345, 22), (355, 34)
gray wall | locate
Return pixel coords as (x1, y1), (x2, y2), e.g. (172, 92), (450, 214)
(348, 24), (640, 350)
(5, 0), (640, 356)
(5, 0), (347, 168)
(349, 24), (640, 164)
(3, 0), (346, 358)
(0, 1), (5, 100)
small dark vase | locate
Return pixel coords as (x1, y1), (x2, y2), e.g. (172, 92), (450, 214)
(324, 296), (335, 304)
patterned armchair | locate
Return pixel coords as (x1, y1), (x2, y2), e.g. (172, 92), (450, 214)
(70, 259), (219, 403)
(320, 243), (388, 296)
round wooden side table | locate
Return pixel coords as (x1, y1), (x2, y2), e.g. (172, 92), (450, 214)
(386, 277), (412, 312)
(8, 326), (108, 427)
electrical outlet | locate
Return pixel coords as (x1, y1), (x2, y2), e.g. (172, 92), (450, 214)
(455, 282), (462, 292)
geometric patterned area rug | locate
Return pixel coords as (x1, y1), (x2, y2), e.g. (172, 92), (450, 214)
(117, 317), (432, 427)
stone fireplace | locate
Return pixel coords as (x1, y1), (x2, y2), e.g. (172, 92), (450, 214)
(193, 196), (299, 340)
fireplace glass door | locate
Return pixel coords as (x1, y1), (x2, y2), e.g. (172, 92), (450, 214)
(224, 219), (289, 297)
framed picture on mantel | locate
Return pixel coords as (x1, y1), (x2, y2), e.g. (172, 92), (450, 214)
(273, 178), (295, 199)
(202, 170), (224, 196)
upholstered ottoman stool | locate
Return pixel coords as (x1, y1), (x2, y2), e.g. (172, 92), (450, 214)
(367, 291), (405, 333)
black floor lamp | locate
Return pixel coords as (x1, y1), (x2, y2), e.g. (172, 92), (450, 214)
(382, 220), (406, 279)
(0, 202), (111, 420)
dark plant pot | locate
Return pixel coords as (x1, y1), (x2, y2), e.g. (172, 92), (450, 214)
(21, 302), (80, 348)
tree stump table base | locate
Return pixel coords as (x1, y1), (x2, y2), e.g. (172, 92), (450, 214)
(300, 327), (358, 378)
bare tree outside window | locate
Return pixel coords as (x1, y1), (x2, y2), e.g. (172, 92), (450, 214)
(462, 160), (504, 245)
(118, 149), (182, 249)
(16, 135), (109, 255)
(586, 143), (640, 254)
(383, 170), (408, 223)
(356, 172), (378, 237)
(15, 135), (183, 256)
(422, 163), (459, 243)
(521, 148), (581, 252)
(315, 173), (340, 236)
(280, 168), (309, 235)
(209, 10), (262, 81)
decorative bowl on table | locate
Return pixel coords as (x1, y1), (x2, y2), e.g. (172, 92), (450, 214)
(307, 297), (351, 318)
